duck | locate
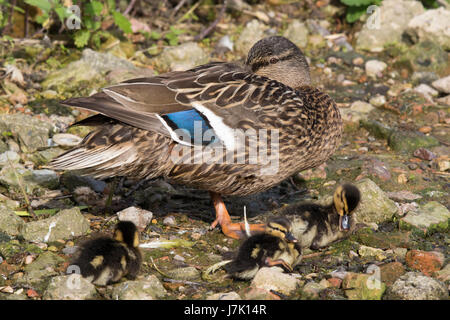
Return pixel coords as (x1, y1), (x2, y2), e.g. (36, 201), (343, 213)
(69, 221), (142, 286)
(223, 216), (302, 280)
(50, 36), (343, 240)
(281, 183), (361, 250)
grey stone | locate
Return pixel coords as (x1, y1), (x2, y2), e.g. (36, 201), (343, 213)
(0, 205), (24, 236)
(400, 201), (449, 235)
(235, 20), (268, 55)
(283, 20), (308, 48)
(0, 151), (20, 167)
(31, 169), (59, 189)
(117, 206), (153, 231)
(156, 42), (209, 72)
(110, 275), (167, 300)
(21, 207), (90, 242)
(0, 114), (53, 153)
(42, 49), (150, 91)
(52, 133), (83, 148)
(365, 60), (387, 78)
(356, 0), (424, 52)
(43, 274), (97, 300)
(353, 178), (398, 224)
(163, 215), (176, 226)
(207, 291), (242, 300)
(251, 267), (300, 295)
(431, 75), (450, 94)
(0, 164), (40, 194)
(386, 272), (447, 300)
(302, 281), (327, 299)
(406, 7), (450, 50)
(388, 130), (439, 153)
(166, 266), (200, 281)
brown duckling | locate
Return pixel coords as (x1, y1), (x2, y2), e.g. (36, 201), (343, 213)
(282, 183), (361, 250)
(224, 216), (302, 280)
(69, 221), (142, 286)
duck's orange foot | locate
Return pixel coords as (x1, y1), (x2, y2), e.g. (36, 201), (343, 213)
(209, 192), (265, 240)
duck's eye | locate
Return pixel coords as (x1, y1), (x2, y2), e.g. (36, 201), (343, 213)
(269, 57), (279, 64)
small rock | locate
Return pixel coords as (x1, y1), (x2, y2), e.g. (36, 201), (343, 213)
(52, 133), (83, 148)
(400, 201), (450, 236)
(31, 169), (59, 189)
(342, 272), (386, 300)
(413, 84), (439, 102)
(379, 262), (406, 286)
(431, 75), (450, 94)
(365, 60), (387, 78)
(352, 179), (398, 224)
(0, 151), (20, 167)
(163, 216), (176, 226)
(156, 42), (209, 72)
(369, 95), (386, 107)
(283, 20), (308, 48)
(393, 248), (408, 262)
(235, 20), (268, 55)
(21, 207), (90, 242)
(386, 272), (447, 300)
(355, 0), (425, 52)
(0, 205), (25, 236)
(251, 267), (301, 295)
(358, 245), (387, 261)
(396, 202), (419, 216)
(240, 287), (280, 300)
(110, 275), (167, 300)
(216, 35), (234, 53)
(302, 281), (327, 299)
(406, 8), (450, 51)
(405, 250), (444, 276)
(43, 275), (97, 300)
(397, 173), (408, 184)
(207, 291), (241, 300)
(387, 191), (422, 202)
(435, 264), (450, 282)
(117, 206), (153, 231)
(413, 148), (437, 161)
(166, 267), (200, 281)
(388, 130), (439, 154)
(327, 278), (342, 288)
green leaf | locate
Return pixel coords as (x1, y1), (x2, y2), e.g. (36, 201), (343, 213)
(150, 31), (161, 40)
(74, 29), (91, 48)
(340, 0), (375, 6)
(15, 206), (88, 217)
(113, 11), (132, 34)
(54, 6), (71, 23)
(346, 5), (366, 23)
(24, 0), (52, 13)
(86, 0), (103, 16)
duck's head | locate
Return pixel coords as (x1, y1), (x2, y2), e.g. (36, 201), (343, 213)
(113, 221), (140, 248)
(265, 216), (298, 243)
(333, 184), (361, 232)
(245, 36), (311, 89)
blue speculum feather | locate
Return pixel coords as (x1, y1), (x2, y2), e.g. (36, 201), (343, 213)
(162, 109), (219, 145)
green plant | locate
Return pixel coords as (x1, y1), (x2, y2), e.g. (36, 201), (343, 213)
(165, 26), (185, 46)
(340, 0), (382, 23)
(1, 0), (132, 48)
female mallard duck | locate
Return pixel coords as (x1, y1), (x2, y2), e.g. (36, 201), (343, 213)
(281, 183), (361, 250)
(50, 36), (342, 240)
(69, 221), (142, 286)
(224, 216), (302, 280)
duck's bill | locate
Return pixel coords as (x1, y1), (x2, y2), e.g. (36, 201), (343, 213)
(285, 232), (298, 243)
(339, 214), (350, 231)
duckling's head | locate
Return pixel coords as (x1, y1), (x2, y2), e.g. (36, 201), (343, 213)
(333, 184), (361, 231)
(246, 36), (311, 89)
(113, 221), (140, 248)
(266, 216), (298, 243)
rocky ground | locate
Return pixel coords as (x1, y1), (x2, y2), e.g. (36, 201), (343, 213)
(0, 0), (449, 300)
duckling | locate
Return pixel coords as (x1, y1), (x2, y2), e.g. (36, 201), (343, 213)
(224, 216), (302, 280)
(69, 221), (142, 286)
(282, 183), (361, 250)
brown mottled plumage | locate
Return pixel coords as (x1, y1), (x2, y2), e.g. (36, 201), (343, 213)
(50, 36), (343, 239)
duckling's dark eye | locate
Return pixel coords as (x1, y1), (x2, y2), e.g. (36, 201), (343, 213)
(269, 57), (279, 64)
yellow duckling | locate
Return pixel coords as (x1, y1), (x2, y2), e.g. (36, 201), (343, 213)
(69, 221), (142, 286)
(282, 183), (361, 250)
